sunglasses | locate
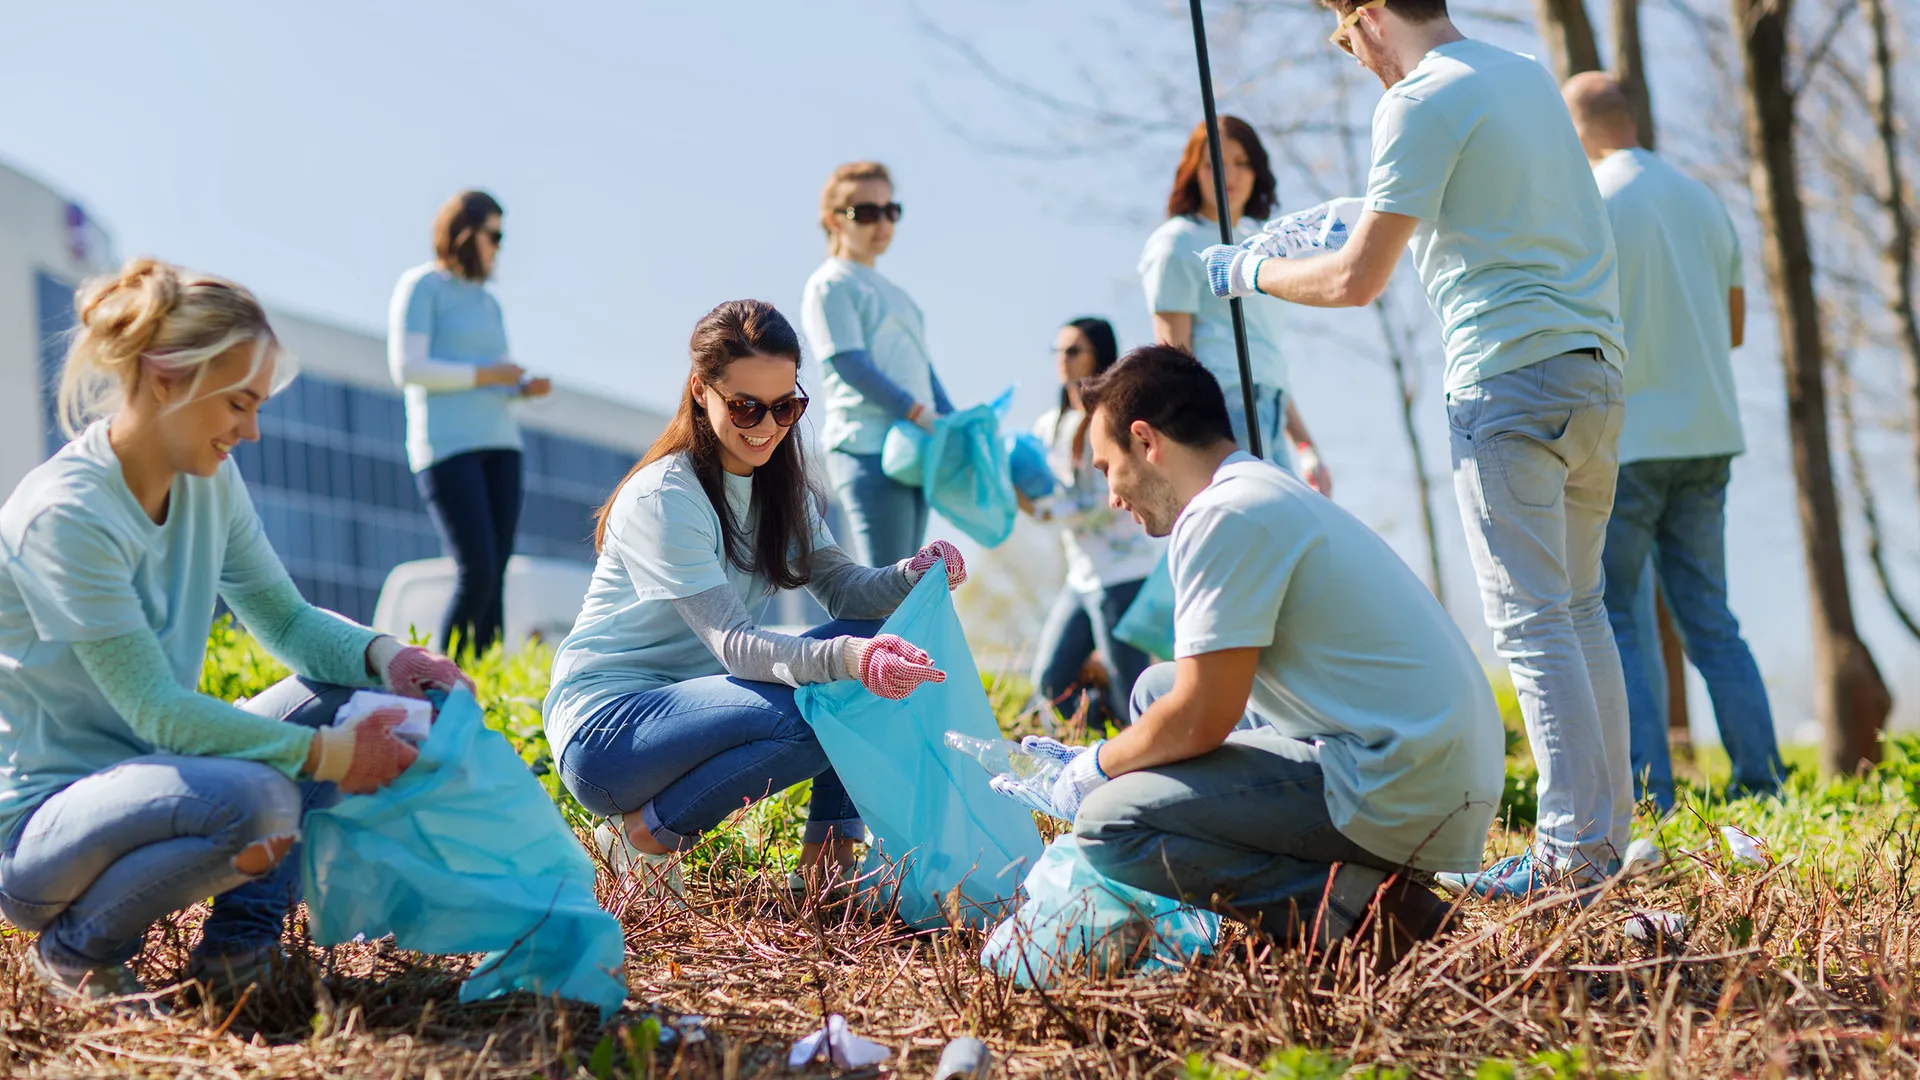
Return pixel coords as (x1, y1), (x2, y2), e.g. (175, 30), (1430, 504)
(839, 202), (903, 225)
(479, 228), (503, 245)
(1056, 344), (1087, 359)
(710, 386), (810, 429)
(1330, 0), (1386, 54)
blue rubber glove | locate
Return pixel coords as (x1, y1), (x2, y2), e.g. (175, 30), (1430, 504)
(988, 737), (1108, 821)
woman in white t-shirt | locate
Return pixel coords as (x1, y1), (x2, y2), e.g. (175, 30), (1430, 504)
(1139, 116), (1331, 494)
(1023, 318), (1164, 727)
(546, 300), (964, 894)
(800, 161), (954, 567)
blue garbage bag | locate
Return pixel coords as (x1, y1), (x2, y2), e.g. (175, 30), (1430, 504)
(877, 388), (1021, 549)
(1005, 433), (1056, 501)
(300, 688), (628, 1019)
(1111, 553), (1175, 662)
(982, 834), (1220, 988)
(881, 422), (929, 487)
(796, 561), (1042, 929)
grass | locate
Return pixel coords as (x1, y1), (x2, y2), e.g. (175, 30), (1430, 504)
(0, 621), (1915, 1077)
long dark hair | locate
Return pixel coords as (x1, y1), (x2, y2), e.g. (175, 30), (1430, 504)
(1058, 316), (1119, 416)
(1164, 116), (1277, 222)
(594, 300), (820, 590)
(433, 190), (503, 282)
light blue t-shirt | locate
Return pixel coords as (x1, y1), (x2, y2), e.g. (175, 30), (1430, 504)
(1139, 216), (1291, 395)
(1169, 452), (1505, 870)
(389, 262), (523, 472)
(543, 453), (836, 753)
(800, 259), (938, 456)
(1364, 40), (1626, 392)
(0, 423), (295, 842)
(1594, 148), (1746, 463)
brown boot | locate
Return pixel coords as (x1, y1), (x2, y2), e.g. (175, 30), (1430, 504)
(1349, 874), (1453, 972)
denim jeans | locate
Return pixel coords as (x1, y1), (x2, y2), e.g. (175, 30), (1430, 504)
(556, 620), (880, 850)
(1030, 578), (1150, 727)
(0, 677), (349, 968)
(828, 451), (928, 567)
(416, 448), (523, 654)
(1602, 456), (1782, 811)
(1447, 352), (1631, 874)
(1224, 385), (1294, 470)
(1074, 664), (1394, 944)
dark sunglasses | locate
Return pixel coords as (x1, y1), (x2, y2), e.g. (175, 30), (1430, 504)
(839, 202), (903, 225)
(1056, 344), (1087, 359)
(480, 228), (503, 245)
(711, 387), (810, 429)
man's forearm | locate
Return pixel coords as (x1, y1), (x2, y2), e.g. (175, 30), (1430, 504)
(1254, 251), (1372, 308)
(1098, 687), (1225, 777)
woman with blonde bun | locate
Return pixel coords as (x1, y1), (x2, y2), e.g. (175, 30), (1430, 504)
(0, 259), (472, 1010)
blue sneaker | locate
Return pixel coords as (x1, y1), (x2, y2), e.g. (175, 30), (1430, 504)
(1436, 851), (1619, 904)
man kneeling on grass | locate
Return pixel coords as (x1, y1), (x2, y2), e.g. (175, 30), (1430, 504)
(993, 345), (1505, 962)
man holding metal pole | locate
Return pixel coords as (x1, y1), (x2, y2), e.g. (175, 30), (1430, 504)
(1200, 0), (1631, 899)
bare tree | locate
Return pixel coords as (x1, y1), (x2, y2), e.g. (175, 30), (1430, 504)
(1731, 0), (1893, 773)
(1612, 0), (1658, 147)
(1533, 0), (1602, 79)
(1861, 0), (1920, 536)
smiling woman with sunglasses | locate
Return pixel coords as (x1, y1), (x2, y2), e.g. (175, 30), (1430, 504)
(800, 161), (954, 568)
(544, 300), (967, 896)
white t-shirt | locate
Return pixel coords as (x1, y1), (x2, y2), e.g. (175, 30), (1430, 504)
(1169, 452), (1505, 870)
(543, 453), (835, 752)
(1593, 148), (1746, 463)
(1031, 406), (1165, 593)
(1139, 216), (1291, 394)
(1364, 39), (1626, 392)
(800, 258), (938, 456)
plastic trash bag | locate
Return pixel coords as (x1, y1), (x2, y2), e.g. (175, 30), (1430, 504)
(300, 688), (628, 1019)
(1005, 432), (1056, 501)
(879, 389), (1021, 549)
(1111, 553), (1175, 662)
(982, 834), (1220, 988)
(796, 561), (1042, 929)
(882, 422), (929, 487)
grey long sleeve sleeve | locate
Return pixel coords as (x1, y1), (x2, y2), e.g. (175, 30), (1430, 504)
(672, 585), (860, 689)
(805, 544), (915, 620)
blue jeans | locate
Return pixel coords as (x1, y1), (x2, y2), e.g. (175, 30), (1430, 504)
(556, 620), (880, 850)
(1074, 663), (1393, 944)
(1030, 578), (1150, 727)
(1225, 385), (1294, 470)
(828, 451), (928, 567)
(1448, 352), (1631, 874)
(1602, 456), (1782, 811)
(0, 677), (349, 968)
(416, 448), (523, 654)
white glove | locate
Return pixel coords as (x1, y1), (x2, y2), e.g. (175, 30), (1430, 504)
(988, 737), (1108, 821)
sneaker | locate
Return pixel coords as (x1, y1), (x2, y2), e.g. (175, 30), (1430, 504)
(1433, 851), (1610, 902)
(29, 939), (167, 1017)
(593, 822), (685, 897)
(187, 942), (285, 997)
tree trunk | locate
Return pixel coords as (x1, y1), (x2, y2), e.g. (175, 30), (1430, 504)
(1612, 0), (1658, 148)
(1533, 0), (1603, 80)
(1731, 0), (1892, 774)
(1862, 0), (1920, 538)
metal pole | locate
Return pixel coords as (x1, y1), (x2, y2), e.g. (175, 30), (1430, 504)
(1187, 0), (1264, 458)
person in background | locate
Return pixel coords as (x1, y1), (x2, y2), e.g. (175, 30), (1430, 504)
(993, 347), (1502, 964)
(802, 162), (954, 567)
(1203, 0), (1633, 900)
(388, 190), (552, 657)
(0, 259), (470, 1008)
(1024, 317), (1163, 727)
(545, 300), (964, 897)
(1562, 73), (1783, 812)
(1139, 117), (1330, 492)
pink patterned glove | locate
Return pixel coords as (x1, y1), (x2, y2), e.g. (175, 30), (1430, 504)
(847, 635), (946, 700)
(309, 708), (420, 795)
(903, 540), (967, 589)
(368, 637), (474, 699)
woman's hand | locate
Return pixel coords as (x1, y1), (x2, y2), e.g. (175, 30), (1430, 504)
(517, 376), (553, 398)
(904, 540), (967, 589)
(907, 402), (938, 433)
(476, 361), (528, 388)
(1295, 442), (1332, 496)
(842, 635), (946, 699)
(367, 636), (475, 699)
(306, 709), (419, 794)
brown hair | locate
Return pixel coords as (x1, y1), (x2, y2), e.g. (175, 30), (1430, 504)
(1165, 117), (1277, 223)
(1318, 0), (1450, 21)
(593, 301), (822, 591)
(433, 190), (504, 282)
(818, 162), (892, 254)
(1077, 344), (1235, 451)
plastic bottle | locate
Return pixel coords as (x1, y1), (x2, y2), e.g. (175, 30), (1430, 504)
(944, 731), (1061, 785)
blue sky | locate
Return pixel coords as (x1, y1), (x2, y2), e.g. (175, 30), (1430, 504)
(4, 0), (1917, 734)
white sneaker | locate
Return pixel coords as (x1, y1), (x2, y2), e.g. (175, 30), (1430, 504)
(593, 823), (685, 897)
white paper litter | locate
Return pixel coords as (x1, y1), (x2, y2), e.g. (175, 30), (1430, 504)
(1623, 909), (1689, 941)
(787, 1013), (890, 1070)
(1721, 826), (1767, 866)
(333, 690), (433, 744)
(1622, 837), (1664, 872)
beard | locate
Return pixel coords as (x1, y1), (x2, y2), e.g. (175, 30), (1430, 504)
(1126, 469), (1184, 538)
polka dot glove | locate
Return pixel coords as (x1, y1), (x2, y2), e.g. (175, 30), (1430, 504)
(368, 636), (474, 699)
(310, 708), (420, 795)
(988, 738), (1108, 822)
(902, 540), (967, 589)
(1201, 244), (1266, 300)
(841, 634), (947, 700)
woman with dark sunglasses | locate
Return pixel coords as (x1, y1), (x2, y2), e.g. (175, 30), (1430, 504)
(1139, 119), (1332, 494)
(387, 189), (553, 656)
(800, 161), (954, 567)
(545, 300), (967, 896)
